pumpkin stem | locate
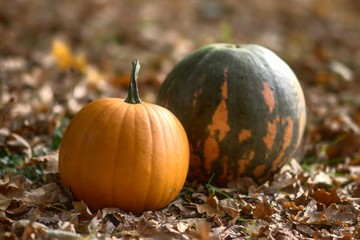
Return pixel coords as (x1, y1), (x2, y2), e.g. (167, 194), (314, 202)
(125, 60), (142, 104)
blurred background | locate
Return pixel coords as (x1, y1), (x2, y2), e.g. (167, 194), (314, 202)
(1, 0), (360, 164)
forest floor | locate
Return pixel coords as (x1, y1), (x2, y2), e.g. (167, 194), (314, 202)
(1, 1), (360, 239)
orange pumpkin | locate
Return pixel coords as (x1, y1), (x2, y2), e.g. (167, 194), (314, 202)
(59, 60), (189, 213)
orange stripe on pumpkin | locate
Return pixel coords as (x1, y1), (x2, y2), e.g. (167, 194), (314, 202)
(253, 164), (266, 178)
(282, 117), (293, 150)
(207, 99), (229, 141)
(263, 118), (278, 150)
(238, 159), (249, 175)
(204, 69), (230, 172)
(238, 129), (251, 142)
(219, 156), (231, 183)
(204, 137), (220, 173)
(261, 82), (275, 113)
(207, 73), (229, 141)
(271, 117), (294, 170)
(237, 151), (255, 175)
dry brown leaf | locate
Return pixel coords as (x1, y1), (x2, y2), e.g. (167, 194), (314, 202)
(31, 151), (60, 182)
(0, 194), (12, 210)
(295, 224), (315, 237)
(206, 195), (219, 209)
(301, 200), (320, 224)
(23, 182), (67, 206)
(0, 175), (31, 199)
(253, 197), (274, 220)
(324, 203), (356, 224)
(268, 159), (304, 195)
(281, 200), (304, 211)
(72, 201), (94, 222)
(293, 198), (359, 228)
(0, 128), (32, 163)
(219, 198), (239, 219)
(194, 202), (225, 217)
(171, 198), (197, 217)
(312, 188), (341, 207)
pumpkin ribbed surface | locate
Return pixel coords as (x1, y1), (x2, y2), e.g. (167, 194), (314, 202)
(59, 99), (189, 213)
(157, 44), (306, 185)
(59, 61), (189, 213)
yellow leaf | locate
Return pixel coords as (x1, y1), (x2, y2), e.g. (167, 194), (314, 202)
(85, 65), (104, 87)
(73, 52), (87, 74)
(51, 39), (74, 71)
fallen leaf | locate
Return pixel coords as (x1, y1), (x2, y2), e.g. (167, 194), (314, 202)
(72, 201), (94, 222)
(51, 39), (74, 72)
(23, 182), (67, 206)
(0, 128), (32, 163)
(253, 197), (274, 220)
(206, 195), (219, 209)
(0, 194), (12, 210)
(194, 202), (225, 217)
(51, 39), (87, 73)
(0, 175), (31, 199)
(281, 200), (304, 211)
(176, 221), (188, 233)
(312, 188), (341, 207)
(219, 198), (239, 219)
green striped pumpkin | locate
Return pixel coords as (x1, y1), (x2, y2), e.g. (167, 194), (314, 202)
(157, 44), (306, 185)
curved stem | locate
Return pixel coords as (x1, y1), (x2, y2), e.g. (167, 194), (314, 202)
(125, 60), (142, 104)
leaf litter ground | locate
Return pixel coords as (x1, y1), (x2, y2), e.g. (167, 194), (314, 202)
(1, 1), (360, 239)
